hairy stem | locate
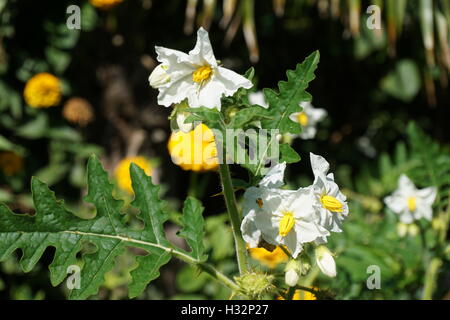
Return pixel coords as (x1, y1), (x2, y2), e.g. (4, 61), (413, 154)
(219, 163), (248, 275)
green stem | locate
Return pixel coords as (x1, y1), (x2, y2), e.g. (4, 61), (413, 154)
(219, 163), (248, 275)
(280, 245), (292, 258)
(422, 257), (442, 300)
(64, 230), (239, 292)
(286, 286), (296, 300)
(187, 172), (198, 198)
(196, 261), (240, 292)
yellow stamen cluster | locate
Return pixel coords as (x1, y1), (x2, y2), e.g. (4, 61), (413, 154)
(248, 246), (289, 269)
(279, 211), (295, 237)
(192, 65), (213, 83)
(320, 195), (344, 212)
(297, 112), (309, 126)
(23, 73), (61, 108)
(89, 0), (123, 10)
(114, 156), (153, 194)
(62, 97), (94, 126)
(0, 152), (24, 176)
(167, 123), (219, 172)
(407, 196), (417, 212)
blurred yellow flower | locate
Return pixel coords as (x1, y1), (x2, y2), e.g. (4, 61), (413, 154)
(63, 97), (94, 126)
(23, 73), (61, 108)
(114, 156), (152, 194)
(167, 123), (219, 172)
(277, 288), (318, 300)
(0, 151), (24, 176)
(90, 0), (123, 10)
(248, 246), (289, 269)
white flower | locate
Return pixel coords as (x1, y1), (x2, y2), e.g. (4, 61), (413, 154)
(289, 101), (327, 140)
(151, 27), (252, 110)
(384, 174), (437, 224)
(310, 153), (349, 235)
(248, 91), (269, 109)
(315, 246), (336, 277)
(148, 64), (170, 88)
(241, 163), (329, 258)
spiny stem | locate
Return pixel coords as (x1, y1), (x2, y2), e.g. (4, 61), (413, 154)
(219, 163), (248, 275)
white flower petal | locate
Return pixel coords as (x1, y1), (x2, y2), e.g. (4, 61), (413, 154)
(188, 27), (217, 67)
(148, 64), (171, 88)
(259, 162), (286, 188)
(415, 204), (433, 221)
(187, 77), (223, 109)
(289, 112), (300, 123)
(399, 210), (415, 224)
(249, 91), (268, 108)
(215, 66), (253, 96)
(310, 152), (330, 178)
(398, 174), (416, 193)
(155, 46), (192, 66)
(299, 126), (317, 140)
(384, 194), (406, 214)
(157, 74), (195, 107)
(416, 186), (437, 206)
(280, 229), (303, 258)
(308, 106), (327, 123)
(241, 212), (261, 248)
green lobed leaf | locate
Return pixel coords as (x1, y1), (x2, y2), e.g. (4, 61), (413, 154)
(0, 155), (177, 300)
(178, 197), (207, 262)
(261, 50), (320, 135)
(279, 143), (301, 163)
(227, 106), (270, 129)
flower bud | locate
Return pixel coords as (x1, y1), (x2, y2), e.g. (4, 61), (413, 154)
(284, 260), (302, 286)
(176, 112), (194, 133)
(148, 64), (170, 88)
(396, 223), (408, 238)
(315, 246), (336, 278)
(285, 269), (299, 287)
(432, 217), (445, 232)
(408, 224), (419, 237)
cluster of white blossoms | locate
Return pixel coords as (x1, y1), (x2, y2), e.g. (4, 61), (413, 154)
(249, 93), (327, 140)
(384, 175), (436, 236)
(149, 27), (252, 111)
(241, 153), (348, 281)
